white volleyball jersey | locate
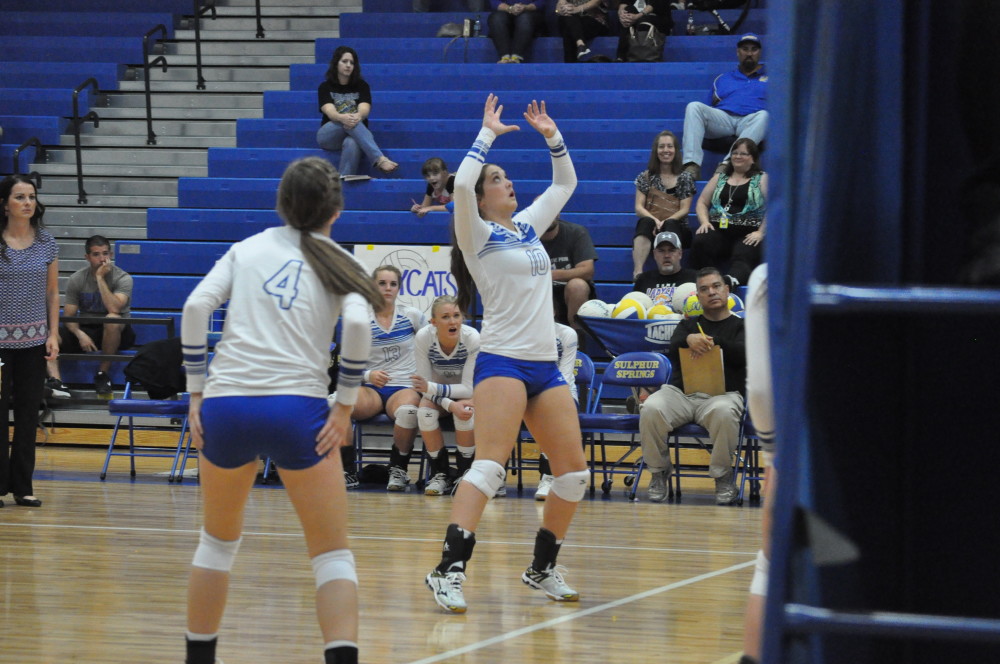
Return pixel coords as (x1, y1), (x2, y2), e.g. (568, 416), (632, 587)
(365, 303), (427, 387)
(414, 323), (480, 408)
(181, 225), (371, 405)
(453, 127), (577, 362)
(554, 322), (579, 403)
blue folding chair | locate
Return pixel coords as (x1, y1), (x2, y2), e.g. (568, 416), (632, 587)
(628, 403), (752, 504)
(101, 382), (191, 482)
(577, 351), (671, 497)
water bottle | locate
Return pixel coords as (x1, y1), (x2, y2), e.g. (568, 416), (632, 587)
(473, 17), (481, 37)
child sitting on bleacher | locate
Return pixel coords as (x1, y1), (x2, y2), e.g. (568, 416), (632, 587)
(410, 157), (455, 216)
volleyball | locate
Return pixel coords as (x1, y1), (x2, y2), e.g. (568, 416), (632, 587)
(728, 293), (745, 316)
(578, 299), (612, 318)
(646, 304), (674, 319)
(622, 291), (654, 312)
(682, 294), (703, 318)
(612, 298), (646, 319)
(671, 282), (697, 312)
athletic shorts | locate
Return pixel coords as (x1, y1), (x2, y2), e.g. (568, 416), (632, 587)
(199, 395), (331, 470)
(59, 323), (135, 353)
(362, 384), (408, 406)
(474, 351), (567, 398)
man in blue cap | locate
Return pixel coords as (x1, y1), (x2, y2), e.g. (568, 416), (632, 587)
(680, 33), (768, 179)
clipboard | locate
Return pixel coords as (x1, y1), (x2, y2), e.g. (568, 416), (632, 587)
(679, 345), (726, 395)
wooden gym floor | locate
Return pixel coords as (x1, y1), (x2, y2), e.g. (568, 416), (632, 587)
(1, 428), (762, 664)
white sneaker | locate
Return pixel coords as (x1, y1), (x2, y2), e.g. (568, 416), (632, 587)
(426, 570), (468, 613)
(387, 466), (411, 491)
(425, 472), (451, 496)
(521, 564), (579, 601)
(535, 474), (554, 501)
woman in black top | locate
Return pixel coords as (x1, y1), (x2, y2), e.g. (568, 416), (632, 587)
(316, 46), (398, 176)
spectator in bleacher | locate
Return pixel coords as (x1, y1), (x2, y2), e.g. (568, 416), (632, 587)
(555, 0), (610, 62)
(540, 213), (598, 333)
(351, 265), (428, 491)
(613, 0), (673, 62)
(316, 46), (399, 177)
(633, 230), (697, 307)
(680, 33), (768, 179)
(691, 137), (766, 286)
(46, 235), (134, 398)
(488, 0), (546, 64)
(631, 129), (696, 278)
(180, 157), (381, 664)
(411, 295), (479, 496)
(0, 174), (58, 509)
(414, 0), (486, 11)
(411, 157), (455, 216)
(638, 267), (745, 505)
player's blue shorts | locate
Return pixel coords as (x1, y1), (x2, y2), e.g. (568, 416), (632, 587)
(363, 384), (409, 406)
(200, 395), (330, 470)
(474, 352), (567, 398)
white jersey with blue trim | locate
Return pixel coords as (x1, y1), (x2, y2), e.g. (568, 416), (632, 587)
(181, 225), (370, 404)
(555, 322), (579, 403)
(453, 127), (577, 362)
(413, 323), (480, 408)
(365, 302), (427, 387)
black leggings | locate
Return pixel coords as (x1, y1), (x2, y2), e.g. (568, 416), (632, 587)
(633, 216), (693, 251)
(557, 14), (608, 62)
(0, 343), (47, 497)
(689, 225), (764, 285)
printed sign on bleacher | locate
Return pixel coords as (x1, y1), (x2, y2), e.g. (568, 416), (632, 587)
(353, 244), (456, 316)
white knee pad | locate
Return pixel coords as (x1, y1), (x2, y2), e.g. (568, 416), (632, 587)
(312, 548), (357, 589)
(394, 404), (419, 429)
(550, 469), (590, 502)
(749, 549), (769, 596)
(453, 412), (475, 431)
(192, 528), (242, 572)
(417, 406), (440, 432)
(464, 459), (506, 499)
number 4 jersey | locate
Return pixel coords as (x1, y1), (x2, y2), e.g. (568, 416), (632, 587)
(181, 225), (371, 400)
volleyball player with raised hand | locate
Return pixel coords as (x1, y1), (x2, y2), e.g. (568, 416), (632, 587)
(181, 157), (380, 664)
(425, 95), (590, 613)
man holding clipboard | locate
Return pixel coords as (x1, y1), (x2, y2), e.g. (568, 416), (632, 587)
(638, 267), (746, 504)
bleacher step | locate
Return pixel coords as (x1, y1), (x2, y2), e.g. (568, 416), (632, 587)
(95, 106), (262, 120)
(72, 119), (236, 138)
(35, 163), (207, 178)
(178, 17), (342, 31)
(132, 66), (291, 83)
(164, 40), (316, 56)
(39, 178), (178, 197)
(154, 54), (311, 67)
(117, 81), (288, 93)
(44, 147), (208, 165)
(102, 92), (263, 109)
(173, 29), (339, 40)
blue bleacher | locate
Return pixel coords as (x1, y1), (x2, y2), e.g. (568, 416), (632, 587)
(4, 0), (765, 364)
(339, 9), (765, 37)
(312, 35), (737, 64)
(0, 0), (190, 12)
(0, 62), (124, 90)
(0, 12), (175, 37)
(0, 116), (68, 146)
(208, 146), (651, 180)
(238, 118), (682, 151)
(264, 88), (696, 120)
(289, 61), (722, 91)
(0, 37), (148, 64)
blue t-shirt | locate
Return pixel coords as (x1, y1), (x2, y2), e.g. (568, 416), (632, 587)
(711, 66), (768, 116)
